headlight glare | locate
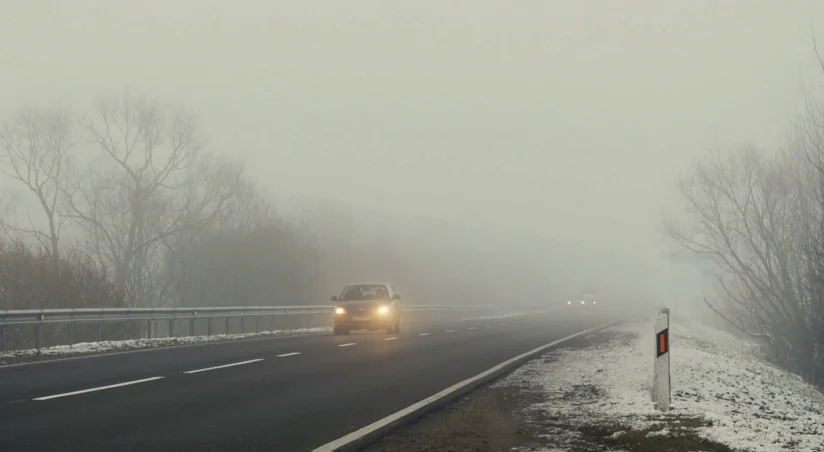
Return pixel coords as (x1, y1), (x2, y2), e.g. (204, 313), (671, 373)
(334, 307), (345, 315)
(377, 305), (390, 315)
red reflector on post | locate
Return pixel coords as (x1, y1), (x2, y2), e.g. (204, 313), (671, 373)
(656, 327), (669, 357)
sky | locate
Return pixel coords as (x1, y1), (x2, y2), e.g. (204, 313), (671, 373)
(2, 0), (824, 269)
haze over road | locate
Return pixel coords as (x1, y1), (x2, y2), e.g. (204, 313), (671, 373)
(0, 309), (616, 452)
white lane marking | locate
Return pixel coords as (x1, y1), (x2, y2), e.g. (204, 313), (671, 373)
(417, 333), (430, 336)
(312, 317), (629, 452)
(485, 325), (491, 328)
(445, 330), (455, 333)
(277, 352), (301, 357)
(384, 337), (397, 341)
(500, 323), (505, 326)
(467, 327), (475, 330)
(33, 377), (165, 401)
(338, 342), (356, 347)
(183, 359), (264, 374)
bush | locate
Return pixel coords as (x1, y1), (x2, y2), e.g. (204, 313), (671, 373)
(0, 238), (117, 310)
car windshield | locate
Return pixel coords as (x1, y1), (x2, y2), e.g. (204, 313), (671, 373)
(340, 285), (390, 301)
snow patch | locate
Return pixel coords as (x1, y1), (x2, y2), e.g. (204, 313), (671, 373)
(0, 327), (330, 360)
(498, 317), (824, 452)
(460, 312), (533, 321)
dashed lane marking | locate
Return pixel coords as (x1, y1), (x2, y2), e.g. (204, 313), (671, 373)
(33, 377), (165, 401)
(183, 359), (264, 374)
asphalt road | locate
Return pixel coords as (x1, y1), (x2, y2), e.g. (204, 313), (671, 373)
(0, 307), (617, 452)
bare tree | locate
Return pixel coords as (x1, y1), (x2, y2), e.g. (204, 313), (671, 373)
(0, 106), (72, 268)
(64, 93), (242, 307)
(663, 146), (812, 365)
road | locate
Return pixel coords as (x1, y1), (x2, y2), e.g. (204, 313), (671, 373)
(0, 308), (616, 452)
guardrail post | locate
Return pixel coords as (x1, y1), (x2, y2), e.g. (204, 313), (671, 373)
(35, 324), (42, 352)
(122, 321), (126, 340)
(169, 319), (174, 338)
(67, 323), (74, 346)
(225, 317), (230, 335)
(653, 308), (671, 411)
(241, 317), (246, 334)
(255, 316), (259, 333)
(96, 322), (102, 342)
(207, 318), (213, 336)
(0, 325), (4, 352)
(189, 318), (195, 337)
(146, 319), (152, 339)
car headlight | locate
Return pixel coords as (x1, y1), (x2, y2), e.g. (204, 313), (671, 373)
(593, 301), (597, 304)
(377, 305), (390, 315)
(580, 301), (585, 304)
(334, 307), (346, 315)
(567, 301), (571, 305)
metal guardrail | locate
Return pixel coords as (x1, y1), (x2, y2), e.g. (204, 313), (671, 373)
(0, 304), (544, 353)
(0, 306), (334, 326)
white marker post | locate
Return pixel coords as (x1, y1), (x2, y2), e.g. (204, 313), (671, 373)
(652, 307), (671, 411)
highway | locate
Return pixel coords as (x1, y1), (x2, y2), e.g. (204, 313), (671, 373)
(0, 308), (617, 452)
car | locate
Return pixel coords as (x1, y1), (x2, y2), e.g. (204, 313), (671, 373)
(330, 282), (401, 335)
(566, 298), (598, 306)
(566, 287), (599, 307)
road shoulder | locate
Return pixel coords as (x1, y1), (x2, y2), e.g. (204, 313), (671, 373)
(365, 318), (824, 452)
(361, 334), (602, 452)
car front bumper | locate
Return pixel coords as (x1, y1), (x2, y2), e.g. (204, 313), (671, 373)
(334, 315), (395, 330)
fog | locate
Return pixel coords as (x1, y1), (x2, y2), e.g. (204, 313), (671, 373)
(2, 1), (824, 309)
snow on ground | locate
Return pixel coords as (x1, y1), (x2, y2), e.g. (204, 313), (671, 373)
(0, 327), (331, 360)
(460, 310), (548, 321)
(498, 317), (824, 452)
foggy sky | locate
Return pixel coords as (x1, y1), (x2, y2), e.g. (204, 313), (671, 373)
(2, 0), (824, 269)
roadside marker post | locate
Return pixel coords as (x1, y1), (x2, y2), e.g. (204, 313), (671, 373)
(652, 307), (671, 411)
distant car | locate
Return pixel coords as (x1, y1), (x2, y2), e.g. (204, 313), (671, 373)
(567, 297), (598, 307)
(566, 299), (598, 307)
(566, 287), (599, 307)
(330, 282), (401, 335)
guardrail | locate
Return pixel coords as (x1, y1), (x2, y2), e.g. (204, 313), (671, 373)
(0, 304), (544, 353)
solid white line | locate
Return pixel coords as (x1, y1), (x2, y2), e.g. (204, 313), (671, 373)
(467, 327), (475, 330)
(338, 342), (356, 347)
(33, 377), (165, 401)
(384, 337), (397, 341)
(277, 352), (301, 357)
(417, 333), (430, 336)
(311, 318), (626, 452)
(445, 330), (455, 333)
(183, 359), (263, 374)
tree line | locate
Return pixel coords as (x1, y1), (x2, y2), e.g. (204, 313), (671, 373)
(0, 92), (301, 310)
(665, 49), (824, 389)
(0, 91), (584, 319)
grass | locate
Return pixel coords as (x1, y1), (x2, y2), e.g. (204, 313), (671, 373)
(575, 414), (736, 452)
